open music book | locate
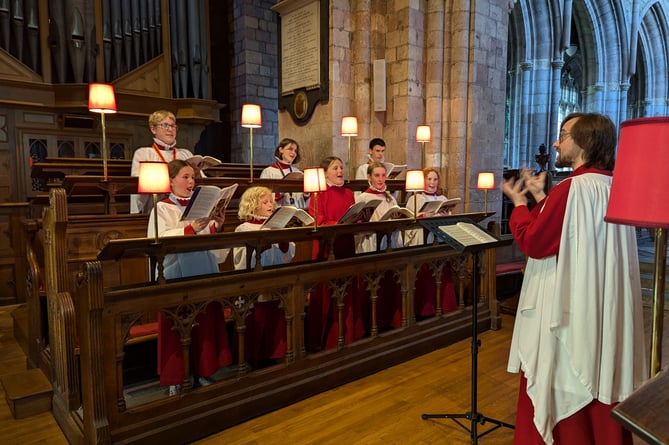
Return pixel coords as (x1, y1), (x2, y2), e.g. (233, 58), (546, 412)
(261, 205), (314, 228)
(419, 197), (461, 215)
(186, 155), (223, 171)
(180, 183), (238, 220)
(378, 205), (415, 221)
(383, 162), (408, 179)
(437, 221), (498, 247)
(282, 171), (304, 180)
(338, 199), (383, 224)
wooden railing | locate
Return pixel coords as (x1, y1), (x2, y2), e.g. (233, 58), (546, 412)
(38, 186), (500, 444)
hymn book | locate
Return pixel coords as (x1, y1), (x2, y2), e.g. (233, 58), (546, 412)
(378, 205), (415, 221)
(338, 199), (383, 224)
(186, 155), (223, 171)
(382, 162), (408, 179)
(437, 222), (498, 247)
(418, 197), (462, 215)
(261, 205), (314, 229)
(180, 183), (239, 221)
(282, 171), (304, 180)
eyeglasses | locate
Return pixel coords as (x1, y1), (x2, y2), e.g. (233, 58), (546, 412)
(558, 131), (571, 143)
(155, 123), (178, 130)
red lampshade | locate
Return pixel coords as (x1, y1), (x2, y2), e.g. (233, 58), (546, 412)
(241, 104), (262, 128)
(137, 161), (170, 194)
(88, 83), (117, 113)
(606, 116), (669, 228)
(303, 167), (326, 193)
(476, 172), (495, 190)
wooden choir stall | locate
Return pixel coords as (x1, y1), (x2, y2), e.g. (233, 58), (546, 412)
(21, 161), (504, 445)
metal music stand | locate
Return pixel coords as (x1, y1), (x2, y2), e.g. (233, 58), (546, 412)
(418, 217), (514, 444)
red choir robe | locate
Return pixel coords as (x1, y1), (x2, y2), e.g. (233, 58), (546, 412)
(508, 166), (646, 445)
(150, 197), (232, 386)
(232, 219), (294, 367)
(405, 192), (458, 317)
(306, 184), (367, 350)
(356, 189), (403, 330)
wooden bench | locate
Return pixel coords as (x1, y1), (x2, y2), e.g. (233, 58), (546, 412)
(22, 210), (151, 374)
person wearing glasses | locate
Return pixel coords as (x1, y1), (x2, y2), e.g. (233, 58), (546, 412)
(130, 110), (196, 213)
(502, 113), (646, 445)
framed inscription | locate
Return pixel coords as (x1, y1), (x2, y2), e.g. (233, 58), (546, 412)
(272, 0), (329, 125)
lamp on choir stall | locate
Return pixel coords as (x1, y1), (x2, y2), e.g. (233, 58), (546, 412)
(304, 167), (327, 231)
(405, 169), (426, 221)
(341, 116), (358, 180)
(476, 171), (495, 214)
(416, 125), (431, 168)
(138, 161), (171, 245)
(88, 83), (117, 181)
(241, 104), (262, 183)
(604, 116), (669, 377)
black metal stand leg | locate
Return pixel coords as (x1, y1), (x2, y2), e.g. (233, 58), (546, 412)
(421, 252), (514, 444)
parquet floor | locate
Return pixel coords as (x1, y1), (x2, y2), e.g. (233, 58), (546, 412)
(0, 304), (666, 445)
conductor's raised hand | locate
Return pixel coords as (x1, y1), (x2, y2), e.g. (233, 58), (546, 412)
(501, 175), (529, 207)
(521, 169), (546, 202)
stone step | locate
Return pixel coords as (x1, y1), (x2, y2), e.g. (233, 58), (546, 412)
(1, 368), (52, 419)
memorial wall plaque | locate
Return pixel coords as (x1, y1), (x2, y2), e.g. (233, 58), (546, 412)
(272, 0), (329, 124)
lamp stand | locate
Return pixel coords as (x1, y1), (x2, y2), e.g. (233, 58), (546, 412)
(313, 191), (319, 231)
(421, 141), (426, 168)
(249, 128), (254, 183)
(347, 135), (352, 181)
(650, 227), (666, 376)
(483, 189), (488, 213)
(152, 193), (160, 245)
(413, 192), (418, 221)
(101, 111), (108, 181)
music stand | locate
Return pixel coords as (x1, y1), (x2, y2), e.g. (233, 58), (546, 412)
(419, 217), (514, 443)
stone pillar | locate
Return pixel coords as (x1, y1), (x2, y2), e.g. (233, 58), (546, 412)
(230, 0), (279, 164)
(425, 0), (445, 172)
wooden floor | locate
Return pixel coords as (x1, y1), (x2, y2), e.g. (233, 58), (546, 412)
(0, 303), (667, 445)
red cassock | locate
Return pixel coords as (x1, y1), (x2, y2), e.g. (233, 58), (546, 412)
(240, 300), (287, 367)
(158, 301), (232, 386)
(306, 185), (367, 350)
(414, 263), (458, 317)
(152, 199), (233, 386)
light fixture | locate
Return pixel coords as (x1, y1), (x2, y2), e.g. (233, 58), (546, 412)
(138, 161), (171, 245)
(416, 125), (431, 168)
(405, 169), (425, 221)
(605, 116), (669, 377)
(476, 171), (495, 213)
(303, 167), (327, 230)
(341, 116), (358, 180)
(241, 104), (262, 183)
(88, 83), (117, 181)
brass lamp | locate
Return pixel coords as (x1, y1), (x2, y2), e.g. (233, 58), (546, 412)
(416, 125), (431, 168)
(341, 116), (358, 180)
(303, 167), (327, 230)
(405, 169), (425, 221)
(138, 161), (171, 245)
(476, 172), (495, 213)
(241, 104), (262, 182)
(88, 83), (117, 181)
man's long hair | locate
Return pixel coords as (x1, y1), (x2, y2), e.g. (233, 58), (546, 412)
(561, 112), (616, 170)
